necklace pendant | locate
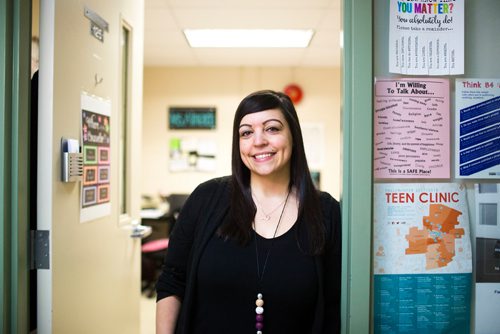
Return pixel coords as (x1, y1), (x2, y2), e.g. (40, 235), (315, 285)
(253, 191), (290, 334)
(255, 293), (264, 333)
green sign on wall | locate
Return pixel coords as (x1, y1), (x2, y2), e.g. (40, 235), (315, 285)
(168, 107), (216, 129)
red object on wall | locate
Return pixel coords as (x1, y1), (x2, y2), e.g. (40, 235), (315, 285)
(283, 84), (303, 104)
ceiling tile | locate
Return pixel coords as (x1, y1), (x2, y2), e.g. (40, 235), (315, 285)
(171, 8), (325, 29)
(144, 0), (342, 67)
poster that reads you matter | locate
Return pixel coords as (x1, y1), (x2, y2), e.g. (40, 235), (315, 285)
(374, 78), (450, 179)
(373, 183), (472, 334)
(455, 79), (500, 179)
(389, 0), (464, 75)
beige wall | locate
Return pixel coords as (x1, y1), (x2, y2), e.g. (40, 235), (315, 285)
(142, 66), (341, 199)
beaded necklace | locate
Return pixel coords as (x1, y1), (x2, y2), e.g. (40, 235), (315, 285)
(253, 191), (290, 334)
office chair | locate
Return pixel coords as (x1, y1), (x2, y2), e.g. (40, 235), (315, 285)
(141, 193), (189, 297)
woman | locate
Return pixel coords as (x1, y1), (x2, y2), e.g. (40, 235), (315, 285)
(156, 90), (341, 334)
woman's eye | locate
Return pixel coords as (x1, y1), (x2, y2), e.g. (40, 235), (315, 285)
(240, 130), (252, 137)
(266, 126), (280, 133)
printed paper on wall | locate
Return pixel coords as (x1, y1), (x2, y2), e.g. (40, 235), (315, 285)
(455, 79), (500, 178)
(302, 122), (325, 170)
(374, 78), (450, 179)
(169, 137), (217, 172)
(389, 0), (464, 75)
(373, 183), (472, 333)
(473, 183), (500, 333)
(80, 93), (111, 223)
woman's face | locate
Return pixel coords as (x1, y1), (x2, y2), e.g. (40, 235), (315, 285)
(238, 108), (293, 180)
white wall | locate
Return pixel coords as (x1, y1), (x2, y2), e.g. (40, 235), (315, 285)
(142, 66), (341, 199)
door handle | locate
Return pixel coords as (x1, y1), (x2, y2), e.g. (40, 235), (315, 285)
(127, 219), (152, 239)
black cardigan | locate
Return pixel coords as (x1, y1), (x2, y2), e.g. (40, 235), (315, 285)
(156, 176), (342, 333)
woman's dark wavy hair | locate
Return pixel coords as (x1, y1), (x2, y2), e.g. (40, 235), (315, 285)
(218, 89), (325, 255)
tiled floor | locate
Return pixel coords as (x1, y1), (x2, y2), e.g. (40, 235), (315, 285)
(140, 294), (157, 334)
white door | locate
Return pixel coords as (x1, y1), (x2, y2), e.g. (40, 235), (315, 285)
(37, 0), (144, 333)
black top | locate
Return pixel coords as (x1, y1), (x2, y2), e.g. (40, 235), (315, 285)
(156, 177), (341, 334)
(193, 223), (317, 334)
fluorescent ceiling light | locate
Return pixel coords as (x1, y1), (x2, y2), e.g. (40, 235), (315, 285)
(184, 29), (314, 48)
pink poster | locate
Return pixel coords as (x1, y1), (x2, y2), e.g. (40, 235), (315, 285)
(374, 78), (450, 179)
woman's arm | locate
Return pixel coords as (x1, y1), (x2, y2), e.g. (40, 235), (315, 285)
(156, 295), (181, 334)
(155, 177), (230, 331)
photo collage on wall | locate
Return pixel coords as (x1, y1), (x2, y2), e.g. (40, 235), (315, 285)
(82, 110), (110, 206)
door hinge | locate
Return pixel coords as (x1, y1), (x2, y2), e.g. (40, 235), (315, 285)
(30, 230), (50, 270)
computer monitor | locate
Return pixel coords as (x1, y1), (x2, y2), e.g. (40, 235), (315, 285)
(167, 194), (189, 219)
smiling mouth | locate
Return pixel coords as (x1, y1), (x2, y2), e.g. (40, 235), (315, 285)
(254, 152), (274, 160)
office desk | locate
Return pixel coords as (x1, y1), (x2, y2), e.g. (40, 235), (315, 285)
(140, 209), (172, 243)
(140, 210), (172, 297)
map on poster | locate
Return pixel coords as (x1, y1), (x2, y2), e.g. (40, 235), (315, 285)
(389, 0), (464, 75)
(374, 183), (472, 275)
(455, 79), (500, 178)
(374, 78), (450, 179)
(373, 183), (472, 333)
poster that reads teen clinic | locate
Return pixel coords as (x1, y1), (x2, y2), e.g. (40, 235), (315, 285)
(373, 183), (472, 334)
(389, 0), (464, 75)
(374, 78), (450, 179)
(455, 79), (500, 179)
(80, 93), (111, 223)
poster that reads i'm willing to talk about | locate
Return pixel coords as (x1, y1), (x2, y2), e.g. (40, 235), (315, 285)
(374, 78), (450, 179)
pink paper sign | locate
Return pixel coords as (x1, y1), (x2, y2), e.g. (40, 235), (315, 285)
(374, 78), (450, 179)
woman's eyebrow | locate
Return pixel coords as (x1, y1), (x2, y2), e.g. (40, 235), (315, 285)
(263, 118), (283, 125)
(239, 118), (283, 129)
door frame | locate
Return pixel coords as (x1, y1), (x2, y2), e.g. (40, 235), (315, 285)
(36, 1), (55, 330)
(0, 0), (376, 332)
(0, 0), (32, 333)
(341, 0), (373, 333)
